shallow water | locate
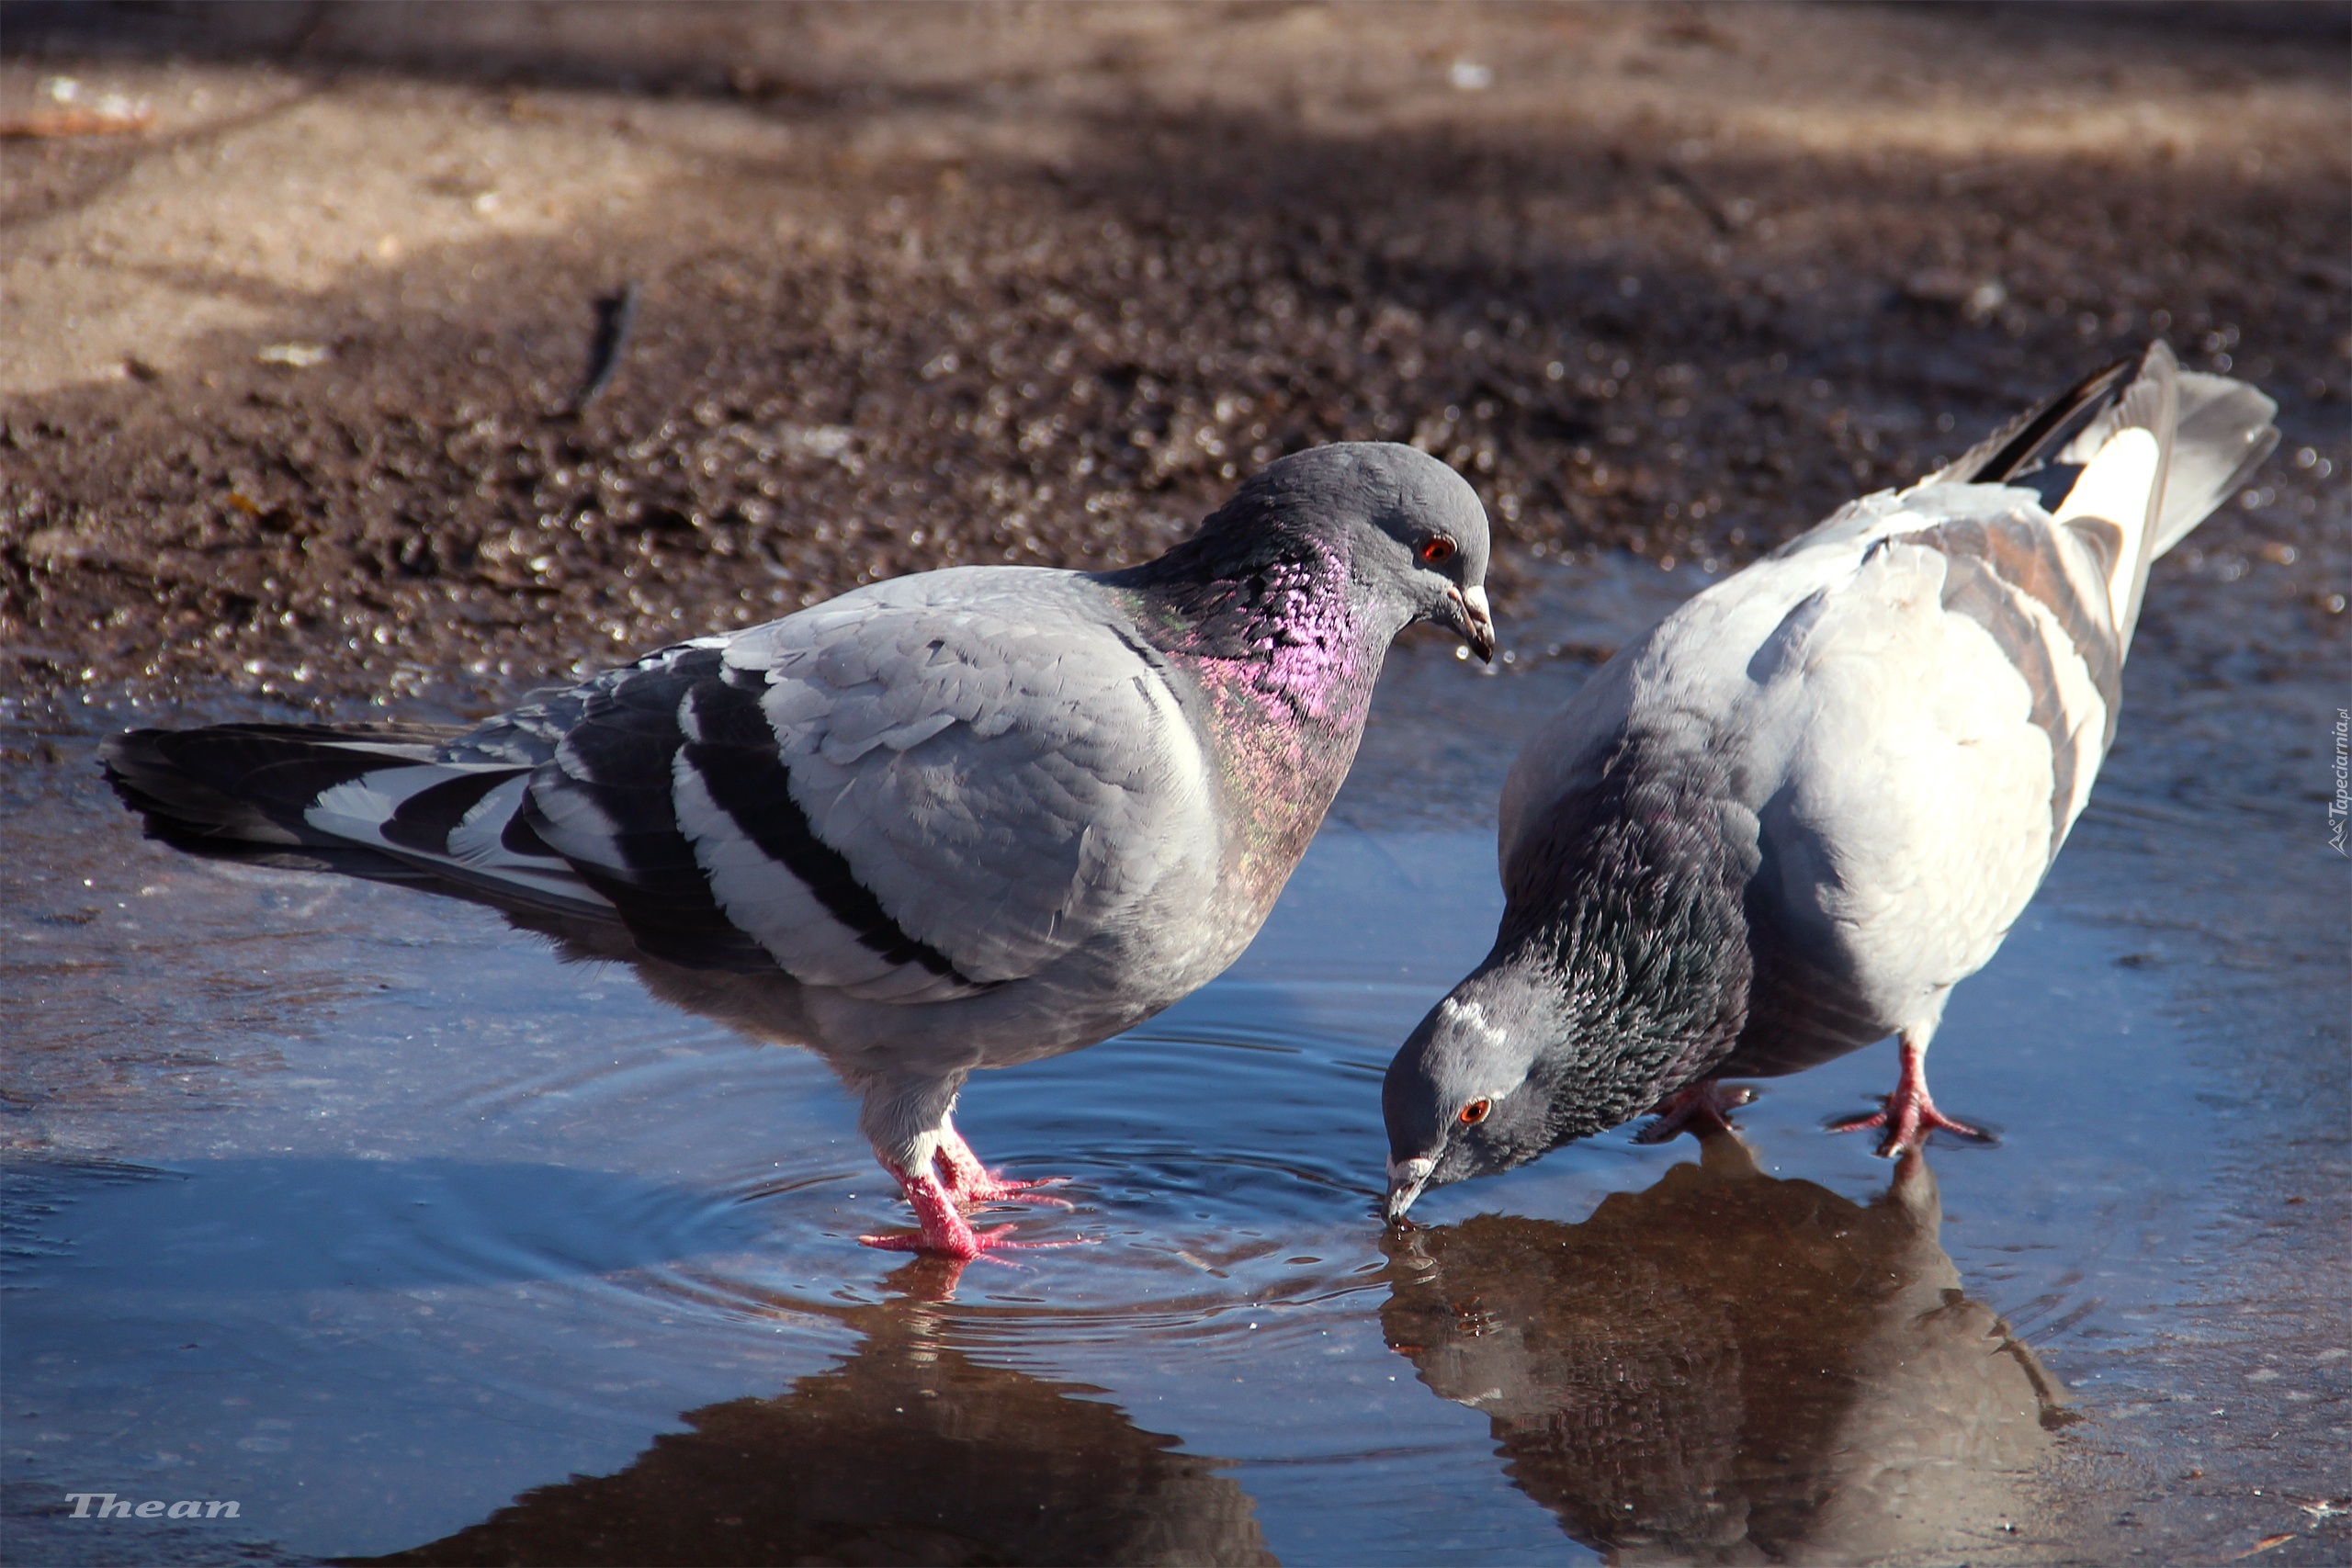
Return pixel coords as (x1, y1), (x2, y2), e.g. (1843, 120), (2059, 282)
(4, 556), (2345, 1566)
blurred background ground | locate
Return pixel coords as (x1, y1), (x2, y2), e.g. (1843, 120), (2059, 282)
(0, 0), (2343, 705)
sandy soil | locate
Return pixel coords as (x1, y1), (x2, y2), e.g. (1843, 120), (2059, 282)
(0, 1), (2344, 707)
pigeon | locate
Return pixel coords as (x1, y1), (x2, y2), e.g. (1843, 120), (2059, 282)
(1384, 343), (2277, 1221)
(103, 442), (1496, 1259)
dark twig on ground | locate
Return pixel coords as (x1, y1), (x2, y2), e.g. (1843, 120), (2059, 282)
(575, 281), (642, 413)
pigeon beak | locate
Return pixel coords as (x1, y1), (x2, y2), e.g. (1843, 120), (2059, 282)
(1445, 584), (1497, 663)
(1385, 1156), (1436, 1224)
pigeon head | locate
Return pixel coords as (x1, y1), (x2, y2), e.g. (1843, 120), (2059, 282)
(1384, 761), (1757, 1223)
(1120, 442), (1496, 661)
(1283, 441), (1495, 660)
(1383, 953), (1728, 1223)
(1382, 961), (1568, 1222)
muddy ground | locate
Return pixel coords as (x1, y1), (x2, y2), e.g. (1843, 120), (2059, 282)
(0, 1), (2344, 713)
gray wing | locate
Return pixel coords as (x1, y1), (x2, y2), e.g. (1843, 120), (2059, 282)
(523, 568), (1218, 1001)
(1725, 381), (2255, 1073)
(1719, 491), (2131, 1074)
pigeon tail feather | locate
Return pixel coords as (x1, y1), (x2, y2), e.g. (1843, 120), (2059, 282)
(2051, 344), (2177, 650)
(2043, 357), (2278, 559)
(1931, 355), (2138, 490)
(1937, 342), (2278, 649)
(2143, 370), (2281, 557)
(101, 722), (465, 848)
(99, 721), (620, 923)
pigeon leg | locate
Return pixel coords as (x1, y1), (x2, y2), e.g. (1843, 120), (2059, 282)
(1634, 1079), (1754, 1144)
(857, 1161), (1083, 1259)
(932, 1121), (1075, 1211)
(1827, 1033), (1995, 1156)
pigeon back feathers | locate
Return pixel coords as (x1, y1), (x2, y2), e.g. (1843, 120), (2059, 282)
(107, 568), (1224, 1003)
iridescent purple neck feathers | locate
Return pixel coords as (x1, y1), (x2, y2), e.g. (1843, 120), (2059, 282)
(1110, 536), (1384, 719)
(1099, 535), (1391, 905)
(1090, 440), (1493, 906)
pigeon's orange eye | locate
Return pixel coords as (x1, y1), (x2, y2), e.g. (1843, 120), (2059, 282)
(1459, 1099), (1491, 1125)
(1419, 536), (1456, 565)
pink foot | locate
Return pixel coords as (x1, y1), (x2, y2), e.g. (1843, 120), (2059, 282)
(1634, 1080), (1754, 1145)
(1827, 1039), (1996, 1157)
(857, 1165), (1090, 1262)
(933, 1125), (1075, 1211)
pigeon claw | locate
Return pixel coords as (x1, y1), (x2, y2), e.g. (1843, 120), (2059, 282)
(1634, 1080), (1754, 1145)
(1827, 1099), (1997, 1158)
(932, 1126), (1077, 1211)
(854, 1225), (1094, 1260)
(1827, 1037), (1996, 1157)
(864, 1166), (1092, 1262)
(857, 1221), (1023, 1258)
(948, 1175), (1077, 1210)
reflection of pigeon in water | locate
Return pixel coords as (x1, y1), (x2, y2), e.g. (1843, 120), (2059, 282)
(104, 443), (1495, 1258)
(1385, 344), (2277, 1216)
(345, 1289), (1277, 1568)
(1381, 1134), (2074, 1565)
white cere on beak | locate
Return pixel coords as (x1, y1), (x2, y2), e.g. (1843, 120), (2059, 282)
(1385, 1156), (1436, 1224)
(1446, 583), (1498, 662)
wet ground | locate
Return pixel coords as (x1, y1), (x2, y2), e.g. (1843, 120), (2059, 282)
(2, 2), (2346, 695)
(6, 543), (2347, 1565)
(3, 5), (2348, 1566)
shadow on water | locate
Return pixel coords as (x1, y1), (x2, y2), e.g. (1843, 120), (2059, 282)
(1380, 1133), (2075, 1566)
(342, 1282), (1277, 1568)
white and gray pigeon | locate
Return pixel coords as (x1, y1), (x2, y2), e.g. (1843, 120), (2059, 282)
(103, 442), (1497, 1259)
(1384, 343), (2277, 1221)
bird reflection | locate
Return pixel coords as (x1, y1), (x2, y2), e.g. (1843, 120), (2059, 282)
(1380, 1134), (2073, 1565)
(349, 1269), (1277, 1567)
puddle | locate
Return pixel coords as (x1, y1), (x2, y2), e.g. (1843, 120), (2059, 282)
(3, 554), (2344, 1566)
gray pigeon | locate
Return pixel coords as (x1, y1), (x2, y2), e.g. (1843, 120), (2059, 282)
(103, 442), (1495, 1258)
(1384, 344), (2276, 1221)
